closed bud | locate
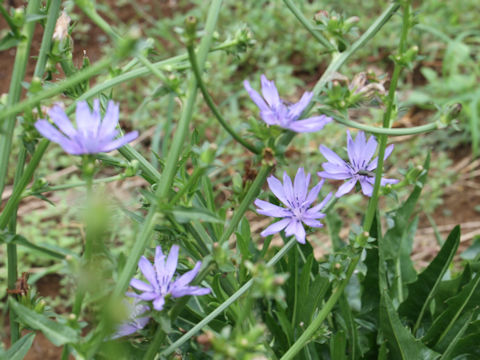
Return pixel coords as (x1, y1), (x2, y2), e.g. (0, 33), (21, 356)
(29, 77), (43, 94)
(12, 7), (25, 28)
(184, 16), (198, 45)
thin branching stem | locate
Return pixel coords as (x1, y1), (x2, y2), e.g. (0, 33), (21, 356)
(187, 45), (261, 154)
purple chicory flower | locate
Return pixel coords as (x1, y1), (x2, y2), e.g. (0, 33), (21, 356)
(112, 298), (150, 339)
(244, 75), (332, 132)
(318, 130), (399, 197)
(35, 99), (138, 155)
(254, 168), (332, 244)
(127, 245), (210, 311)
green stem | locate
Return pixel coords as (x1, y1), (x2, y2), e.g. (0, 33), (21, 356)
(0, 57), (111, 121)
(160, 238), (297, 357)
(142, 325), (165, 360)
(187, 45), (260, 154)
(23, 174), (125, 197)
(219, 164), (272, 244)
(333, 116), (438, 136)
(170, 167), (205, 204)
(283, 0), (335, 51)
(1, 1), (41, 344)
(0, 39), (241, 123)
(0, 0), (40, 196)
(363, 1), (411, 232)
(111, 0), (223, 301)
(0, 140), (50, 230)
(308, 3), (400, 112)
(280, 256), (360, 360)
(33, 0), (62, 78)
(6, 147), (27, 343)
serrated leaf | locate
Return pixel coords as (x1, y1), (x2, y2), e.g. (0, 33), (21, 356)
(0, 333), (35, 360)
(9, 300), (79, 346)
(172, 206), (223, 224)
(448, 320), (480, 359)
(423, 273), (480, 347)
(398, 226), (460, 329)
(380, 291), (440, 360)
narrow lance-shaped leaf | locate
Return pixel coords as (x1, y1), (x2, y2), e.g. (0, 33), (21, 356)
(423, 273), (480, 347)
(398, 226), (460, 331)
(0, 333), (35, 360)
(9, 300), (79, 346)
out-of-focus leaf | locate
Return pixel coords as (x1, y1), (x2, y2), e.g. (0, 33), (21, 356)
(0, 33), (20, 51)
(172, 206), (223, 224)
(0, 333), (35, 360)
(380, 291), (439, 360)
(0, 233), (66, 259)
(330, 330), (347, 360)
(9, 300), (79, 346)
(460, 237), (480, 260)
(398, 226), (460, 328)
(423, 273), (480, 347)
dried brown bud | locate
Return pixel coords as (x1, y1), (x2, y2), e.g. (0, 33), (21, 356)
(53, 11), (71, 41)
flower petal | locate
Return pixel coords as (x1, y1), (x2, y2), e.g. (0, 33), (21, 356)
(282, 171), (295, 205)
(287, 91), (313, 120)
(260, 74), (281, 108)
(130, 278), (153, 292)
(171, 286), (210, 298)
(172, 261), (202, 289)
(288, 115), (332, 133)
(98, 100), (119, 139)
(319, 145), (347, 167)
(267, 175), (290, 206)
(152, 296), (165, 311)
(164, 245), (179, 284)
(100, 131), (138, 153)
(254, 199), (291, 217)
(48, 105), (77, 138)
(360, 179), (374, 197)
(260, 218), (291, 237)
(285, 220), (306, 244)
(335, 178), (357, 197)
(302, 218), (323, 228)
(317, 170), (351, 180)
(293, 168), (309, 203)
(244, 80), (269, 112)
(35, 120), (80, 154)
(138, 256), (157, 288)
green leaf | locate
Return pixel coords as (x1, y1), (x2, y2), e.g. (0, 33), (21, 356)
(380, 291), (440, 360)
(398, 226), (460, 331)
(0, 333), (35, 360)
(330, 330), (347, 360)
(423, 273), (480, 347)
(9, 300), (79, 346)
(172, 206), (223, 224)
(0, 33), (20, 51)
(448, 320), (480, 359)
(383, 154), (430, 261)
(0, 233), (66, 259)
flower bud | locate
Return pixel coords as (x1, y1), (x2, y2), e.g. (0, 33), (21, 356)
(184, 16), (198, 46)
(53, 11), (71, 42)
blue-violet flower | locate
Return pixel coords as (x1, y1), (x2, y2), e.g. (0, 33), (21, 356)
(127, 245), (210, 311)
(112, 299), (150, 339)
(35, 99), (138, 155)
(244, 75), (332, 132)
(255, 168), (332, 244)
(318, 130), (398, 197)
